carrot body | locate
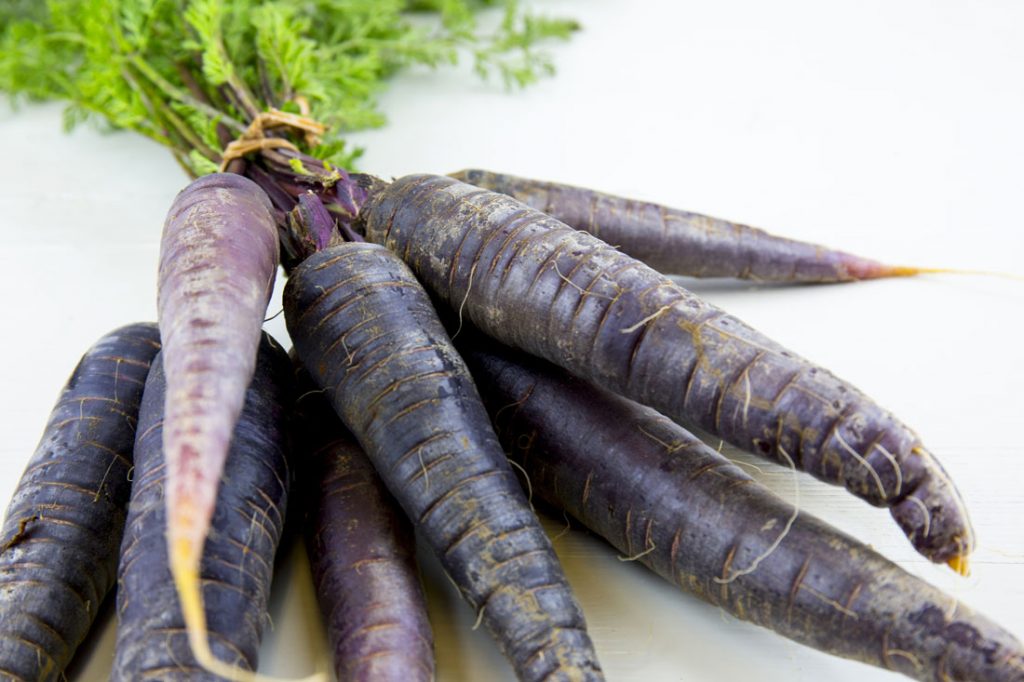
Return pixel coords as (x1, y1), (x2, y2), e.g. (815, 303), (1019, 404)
(460, 336), (1024, 682)
(112, 334), (293, 680)
(156, 172), (279, 667)
(284, 242), (603, 681)
(450, 169), (918, 282)
(358, 174), (973, 568)
(0, 323), (161, 681)
(293, 368), (434, 682)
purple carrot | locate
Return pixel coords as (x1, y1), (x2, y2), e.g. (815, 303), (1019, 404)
(458, 335), (1023, 682)
(449, 168), (928, 282)
(156, 172), (280, 677)
(112, 334), (293, 680)
(284, 242), (603, 681)
(0, 323), (160, 681)
(356, 174), (974, 572)
(293, 365), (434, 682)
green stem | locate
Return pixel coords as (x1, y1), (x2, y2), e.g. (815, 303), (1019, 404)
(255, 55), (279, 108)
(124, 64), (218, 163)
(175, 61), (236, 148)
(129, 54), (245, 133)
(120, 67), (189, 155)
(226, 70), (261, 120)
(206, 34), (262, 120)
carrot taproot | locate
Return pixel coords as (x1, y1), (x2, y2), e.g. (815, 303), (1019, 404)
(156, 172), (280, 676)
(284, 242), (603, 681)
(459, 335), (1024, 682)
(356, 173), (973, 570)
(111, 333), (293, 680)
(0, 323), (160, 682)
(449, 168), (924, 282)
(292, 364), (434, 682)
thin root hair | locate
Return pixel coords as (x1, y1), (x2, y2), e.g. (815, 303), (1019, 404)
(617, 541), (657, 562)
(492, 386), (534, 425)
(871, 441), (903, 499)
(714, 444), (799, 584)
(551, 510), (573, 543)
(729, 459), (767, 476)
(450, 261), (478, 342)
(620, 305), (673, 334)
(904, 496), (932, 539)
(295, 386), (332, 405)
(507, 458), (534, 510)
(833, 428), (887, 500)
(471, 604), (486, 631)
(551, 261), (617, 301)
(635, 423), (693, 455)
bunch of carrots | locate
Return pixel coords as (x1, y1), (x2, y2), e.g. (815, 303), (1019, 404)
(2, 151), (1022, 681)
(2, 2), (1022, 681)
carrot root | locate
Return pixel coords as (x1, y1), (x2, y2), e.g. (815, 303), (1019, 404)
(0, 323), (160, 681)
(358, 174), (975, 568)
(459, 335), (1023, 682)
(284, 242), (603, 681)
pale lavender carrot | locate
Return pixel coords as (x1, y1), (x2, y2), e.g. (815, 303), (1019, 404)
(156, 172), (280, 678)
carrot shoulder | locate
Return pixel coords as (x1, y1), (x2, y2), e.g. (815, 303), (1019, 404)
(156, 172), (279, 672)
(112, 334), (293, 680)
(460, 336), (1024, 682)
(357, 174), (973, 570)
(284, 242), (603, 681)
(0, 323), (160, 682)
(450, 168), (921, 282)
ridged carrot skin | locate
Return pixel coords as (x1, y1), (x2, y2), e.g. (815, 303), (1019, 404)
(111, 334), (293, 681)
(460, 337), (1024, 682)
(156, 172), (278, 663)
(293, 367), (434, 682)
(358, 174), (973, 568)
(0, 323), (160, 682)
(450, 169), (918, 282)
(284, 242), (603, 682)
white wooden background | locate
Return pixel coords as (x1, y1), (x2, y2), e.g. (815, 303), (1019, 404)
(1, 1), (1022, 680)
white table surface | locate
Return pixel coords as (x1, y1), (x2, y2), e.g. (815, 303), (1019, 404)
(1, 1), (1022, 680)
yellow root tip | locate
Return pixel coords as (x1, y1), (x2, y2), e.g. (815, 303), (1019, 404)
(172, 545), (326, 682)
(946, 555), (971, 577)
(885, 265), (930, 278)
(910, 266), (1024, 282)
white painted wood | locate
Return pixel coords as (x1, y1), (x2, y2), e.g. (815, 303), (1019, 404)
(2, 2), (1021, 680)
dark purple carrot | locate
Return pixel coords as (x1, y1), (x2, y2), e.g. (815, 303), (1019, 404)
(357, 174), (973, 572)
(112, 334), (293, 681)
(284, 242), (603, 681)
(0, 323), (161, 682)
(292, 365), (434, 682)
(459, 335), (1024, 682)
(449, 168), (927, 282)
(156, 172), (279, 673)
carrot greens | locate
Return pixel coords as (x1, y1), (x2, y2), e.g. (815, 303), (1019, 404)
(0, 0), (578, 176)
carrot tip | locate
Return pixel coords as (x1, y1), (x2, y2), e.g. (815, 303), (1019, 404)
(172, 546), (327, 682)
(904, 266), (1024, 282)
(881, 265), (928, 278)
(946, 555), (971, 577)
